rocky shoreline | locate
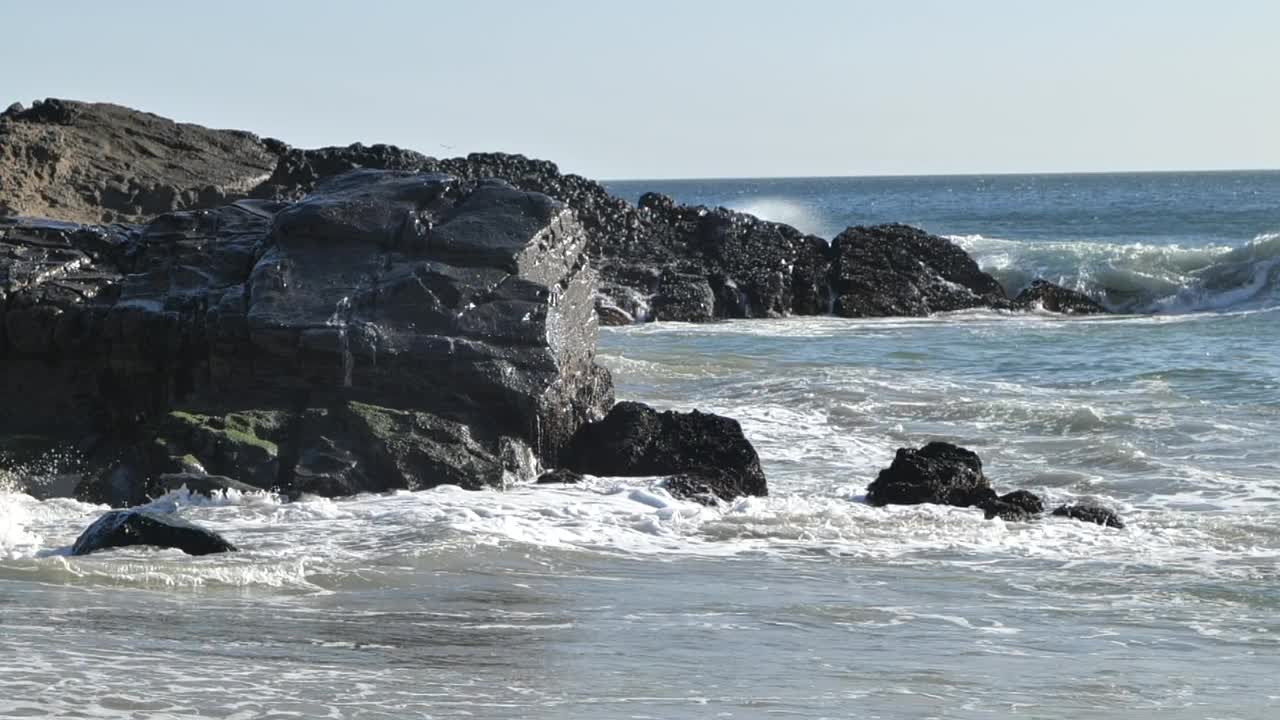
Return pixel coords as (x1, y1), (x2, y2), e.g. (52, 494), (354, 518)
(2, 98), (1120, 545)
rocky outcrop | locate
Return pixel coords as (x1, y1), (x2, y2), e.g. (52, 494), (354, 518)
(70, 509), (237, 555)
(561, 400), (768, 501)
(829, 224), (1010, 317)
(1012, 279), (1108, 314)
(2, 169), (613, 503)
(1, 99), (1105, 327)
(866, 442), (997, 507)
(866, 442), (1127, 528)
(0, 99), (278, 224)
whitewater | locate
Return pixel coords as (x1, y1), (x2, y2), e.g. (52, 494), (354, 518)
(3, 170), (1279, 718)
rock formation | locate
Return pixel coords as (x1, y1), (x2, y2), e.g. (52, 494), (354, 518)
(828, 224), (1011, 317)
(561, 401), (768, 502)
(1, 99), (1108, 329)
(0, 99), (278, 224)
(867, 441), (1125, 528)
(3, 169), (615, 503)
(70, 509), (237, 555)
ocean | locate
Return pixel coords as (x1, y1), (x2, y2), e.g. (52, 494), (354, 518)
(3, 171), (1279, 718)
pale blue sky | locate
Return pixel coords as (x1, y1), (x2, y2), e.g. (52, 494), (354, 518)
(3, 0), (1276, 179)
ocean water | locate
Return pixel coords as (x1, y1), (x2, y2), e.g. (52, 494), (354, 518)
(3, 172), (1280, 719)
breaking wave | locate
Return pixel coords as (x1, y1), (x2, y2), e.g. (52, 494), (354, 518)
(952, 231), (1280, 313)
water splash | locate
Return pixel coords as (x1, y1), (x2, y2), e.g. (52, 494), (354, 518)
(325, 296), (354, 388)
(726, 197), (827, 237)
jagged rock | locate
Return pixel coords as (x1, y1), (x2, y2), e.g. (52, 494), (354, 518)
(70, 509), (236, 556)
(981, 489), (1045, 521)
(4, 168), (613, 501)
(562, 401), (767, 501)
(1053, 503), (1125, 529)
(830, 224), (1010, 317)
(536, 468), (583, 485)
(1013, 279), (1109, 314)
(866, 441), (996, 507)
(2, 99), (1112, 330)
(250, 143), (430, 202)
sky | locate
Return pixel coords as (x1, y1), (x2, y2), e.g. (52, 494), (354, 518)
(3, 0), (1277, 179)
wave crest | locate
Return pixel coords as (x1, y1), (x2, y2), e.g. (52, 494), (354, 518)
(952, 232), (1280, 313)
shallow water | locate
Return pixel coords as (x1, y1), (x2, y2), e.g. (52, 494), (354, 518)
(3, 172), (1280, 718)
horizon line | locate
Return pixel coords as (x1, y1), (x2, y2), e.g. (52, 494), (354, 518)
(599, 166), (1280, 184)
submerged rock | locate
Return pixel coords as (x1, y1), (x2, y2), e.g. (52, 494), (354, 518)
(70, 509), (237, 556)
(866, 441), (996, 507)
(1012, 279), (1108, 314)
(980, 489), (1046, 521)
(151, 472), (261, 498)
(562, 401), (767, 501)
(1052, 503), (1125, 529)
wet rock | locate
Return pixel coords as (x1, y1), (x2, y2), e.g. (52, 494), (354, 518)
(155, 410), (285, 490)
(652, 271), (716, 322)
(830, 225), (1011, 317)
(4, 168), (613, 500)
(1012, 279), (1109, 314)
(981, 489), (1046, 521)
(152, 472), (261, 497)
(1052, 503), (1125, 529)
(866, 441), (996, 507)
(70, 509), (236, 556)
(536, 468), (583, 485)
(562, 401), (767, 501)
(594, 294), (637, 326)
(664, 472), (735, 506)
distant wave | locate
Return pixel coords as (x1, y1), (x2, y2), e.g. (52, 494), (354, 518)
(951, 232), (1280, 314)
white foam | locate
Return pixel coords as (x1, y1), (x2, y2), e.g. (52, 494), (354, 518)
(951, 231), (1280, 314)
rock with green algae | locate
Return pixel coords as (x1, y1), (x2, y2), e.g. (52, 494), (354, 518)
(132, 401), (534, 502)
(152, 410), (286, 490)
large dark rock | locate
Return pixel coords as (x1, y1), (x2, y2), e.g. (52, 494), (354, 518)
(866, 441), (996, 507)
(70, 509), (237, 556)
(4, 168), (613, 503)
(562, 401), (767, 501)
(1053, 503), (1125, 529)
(830, 225), (1011, 317)
(3, 99), (1104, 328)
(1012, 279), (1109, 314)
